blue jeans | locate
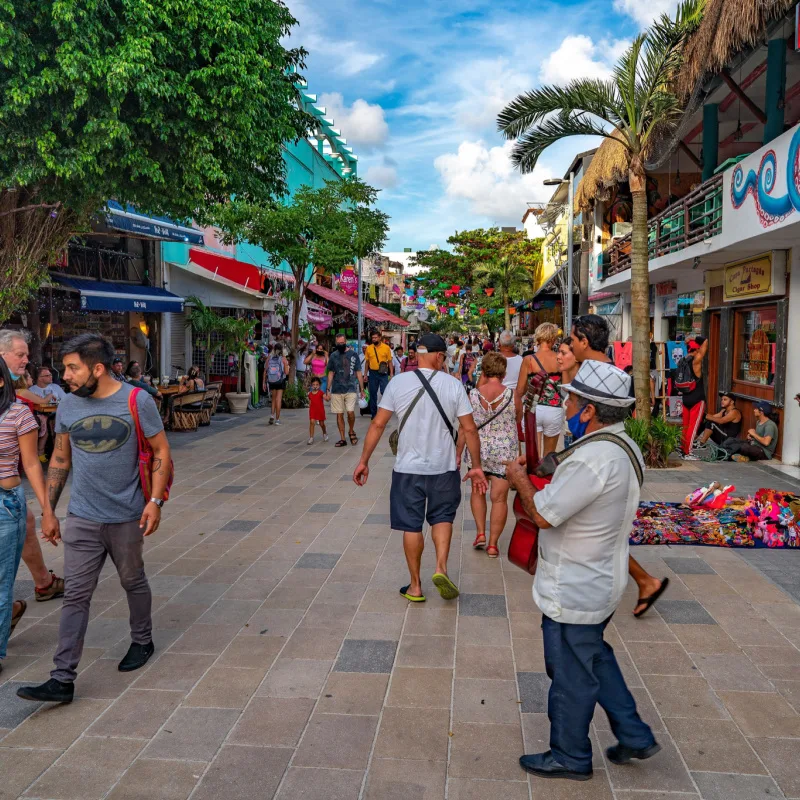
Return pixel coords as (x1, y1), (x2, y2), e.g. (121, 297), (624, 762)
(0, 485), (27, 659)
(542, 614), (654, 772)
(368, 371), (389, 418)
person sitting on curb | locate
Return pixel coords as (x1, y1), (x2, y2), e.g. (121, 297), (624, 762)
(721, 401), (778, 462)
(686, 391), (742, 458)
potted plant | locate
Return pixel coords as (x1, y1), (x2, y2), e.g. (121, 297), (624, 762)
(184, 296), (223, 381)
(625, 416), (683, 468)
(218, 316), (256, 414)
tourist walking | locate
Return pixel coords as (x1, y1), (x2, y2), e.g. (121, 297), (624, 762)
(17, 333), (171, 704)
(307, 377), (328, 445)
(399, 344), (419, 373)
(0, 357), (59, 673)
(507, 360), (659, 781)
(0, 331), (64, 603)
(570, 315), (668, 617)
(516, 323), (564, 457)
(265, 343), (289, 425)
(498, 330), (523, 392)
(353, 334), (487, 601)
(304, 343), (329, 393)
(326, 333), (365, 447)
(557, 337), (579, 446)
(457, 352), (516, 558)
(365, 329), (393, 418)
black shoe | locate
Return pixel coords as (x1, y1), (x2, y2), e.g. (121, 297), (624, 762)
(519, 751), (592, 781)
(606, 741), (662, 765)
(17, 678), (74, 704)
(118, 641), (155, 672)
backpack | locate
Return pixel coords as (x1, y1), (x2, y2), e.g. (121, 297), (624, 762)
(267, 356), (285, 383)
(674, 355), (697, 394)
(129, 388), (174, 502)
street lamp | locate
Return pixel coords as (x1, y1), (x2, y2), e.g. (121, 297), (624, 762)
(544, 173), (575, 335)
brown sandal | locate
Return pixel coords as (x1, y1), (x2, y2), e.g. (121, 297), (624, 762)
(10, 599), (27, 633)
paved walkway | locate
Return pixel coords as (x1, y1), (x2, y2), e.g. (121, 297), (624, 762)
(2, 407), (800, 800)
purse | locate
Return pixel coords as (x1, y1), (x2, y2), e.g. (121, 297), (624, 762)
(508, 406), (542, 574)
(374, 346), (389, 376)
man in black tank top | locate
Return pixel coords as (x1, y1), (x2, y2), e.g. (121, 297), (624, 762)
(692, 391), (742, 450)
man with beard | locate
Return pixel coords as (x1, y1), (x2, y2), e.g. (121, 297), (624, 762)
(18, 333), (171, 704)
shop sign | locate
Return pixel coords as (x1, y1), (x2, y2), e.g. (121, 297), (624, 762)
(338, 267), (358, 296)
(663, 296), (678, 316)
(655, 280), (677, 296)
(723, 254), (772, 301)
(595, 300), (620, 315)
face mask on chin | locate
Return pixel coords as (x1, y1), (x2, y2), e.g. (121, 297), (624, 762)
(72, 373), (100, 398)
(8, 372), (20, 381)
(566, 406), (589, 440)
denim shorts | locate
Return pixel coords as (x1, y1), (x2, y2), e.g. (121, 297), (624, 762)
(390, 471), (461, 533)
(0, 484), (27, 658)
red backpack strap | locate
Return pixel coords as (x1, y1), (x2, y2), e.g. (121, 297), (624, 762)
(128, 388), (146, 450)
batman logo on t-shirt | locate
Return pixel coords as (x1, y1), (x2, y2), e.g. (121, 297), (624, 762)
(69, 415), (131, 453)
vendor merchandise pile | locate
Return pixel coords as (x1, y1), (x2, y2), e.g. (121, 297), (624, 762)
(631, 483), (800, 548)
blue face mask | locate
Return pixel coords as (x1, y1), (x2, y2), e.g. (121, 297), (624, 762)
(566, 408), (589, 440)
(8, 371), (20, 381)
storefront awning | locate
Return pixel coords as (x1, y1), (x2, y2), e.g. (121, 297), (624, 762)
(53, 277), (184, 313)
(187, 248), (295, 296)
(104, 202), (204, 244)
(306, 284), (409, 327)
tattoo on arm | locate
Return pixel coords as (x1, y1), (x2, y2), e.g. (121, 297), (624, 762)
(47, 467), (70, 511)
(152, 457), (164, 475)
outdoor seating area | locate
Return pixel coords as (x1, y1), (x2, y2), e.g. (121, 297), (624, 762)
(161, 382), (223, 432)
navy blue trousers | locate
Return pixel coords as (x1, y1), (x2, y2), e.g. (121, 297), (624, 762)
(368, 371), (389, 418)
(542, 614), (654, 772)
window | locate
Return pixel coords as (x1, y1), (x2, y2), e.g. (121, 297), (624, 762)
(735, 306), (777, 386)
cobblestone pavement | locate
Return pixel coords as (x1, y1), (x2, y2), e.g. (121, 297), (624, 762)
(2, 407), (800, 799)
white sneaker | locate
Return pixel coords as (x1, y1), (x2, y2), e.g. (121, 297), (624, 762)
(307, 437), (314, 445)
(323, 434), (329, 442)
(275, 419), (282, 425)
(268, 416), (275, 425)
(683, 454), (700, 461)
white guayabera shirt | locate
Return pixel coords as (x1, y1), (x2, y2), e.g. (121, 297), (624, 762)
(532, 422), (644, 625)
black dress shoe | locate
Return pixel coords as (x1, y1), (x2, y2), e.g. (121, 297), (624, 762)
(519, 750), (592, 781)
(118, 641), (155, 672)
(17, 678), (74, 704)
(606, 741), (662, 764)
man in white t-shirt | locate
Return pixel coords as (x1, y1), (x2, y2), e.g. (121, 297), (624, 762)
(498, 330), (523, 390)
(354, 334), (488, 602)
(30, 365), (67, 402)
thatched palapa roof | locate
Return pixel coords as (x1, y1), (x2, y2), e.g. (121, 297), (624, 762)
(677, 0), (795, 99)
(574, 134), (628, 211)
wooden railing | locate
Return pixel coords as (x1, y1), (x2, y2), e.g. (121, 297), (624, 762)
(602, 173), (724, 279)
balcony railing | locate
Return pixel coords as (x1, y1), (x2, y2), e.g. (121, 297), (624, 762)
(602, 172), (724, 279)
(53, 243), (146, 284)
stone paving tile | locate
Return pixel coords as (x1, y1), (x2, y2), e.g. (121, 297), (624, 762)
(7, 410), (800, 800)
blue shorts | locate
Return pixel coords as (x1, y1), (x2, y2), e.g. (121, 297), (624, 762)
(389, 470), (461, 533)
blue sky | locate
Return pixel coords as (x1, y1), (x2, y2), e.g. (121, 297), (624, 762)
(285, 0), (678, 250)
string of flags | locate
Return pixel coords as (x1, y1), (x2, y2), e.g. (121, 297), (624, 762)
(401, 275), (507, 320)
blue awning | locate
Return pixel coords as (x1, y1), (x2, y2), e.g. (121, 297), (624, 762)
(104, 201), (204, 245)
(53, 277), (184, 313)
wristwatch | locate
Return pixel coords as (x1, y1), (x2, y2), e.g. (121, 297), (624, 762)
(149, 498), (165, 508)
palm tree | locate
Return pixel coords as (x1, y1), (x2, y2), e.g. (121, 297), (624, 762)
(497, 0), (703, 422)
(473, 254), (532, 331)
(184, 296), (222, 381)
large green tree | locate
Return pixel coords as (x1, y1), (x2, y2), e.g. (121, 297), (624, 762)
(0, 0), (311, 322)
(213, 178), (389, 379)
(497, 0), (703, 422)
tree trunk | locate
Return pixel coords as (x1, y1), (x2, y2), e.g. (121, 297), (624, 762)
(289, 291), (301, 385)
(503, 287), (511, 330)
(578, 245), (591, 316)
(630, 181), (651, 424)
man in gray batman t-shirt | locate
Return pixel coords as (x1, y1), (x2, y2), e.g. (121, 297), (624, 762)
(17, 334), (172, 706)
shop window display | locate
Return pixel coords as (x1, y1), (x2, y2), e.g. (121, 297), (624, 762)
(735, 307), (776, 386)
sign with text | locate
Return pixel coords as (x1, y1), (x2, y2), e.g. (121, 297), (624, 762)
(724, 254), (773, 301)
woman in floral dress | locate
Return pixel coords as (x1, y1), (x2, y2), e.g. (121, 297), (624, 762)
(457, 352), (518, 558)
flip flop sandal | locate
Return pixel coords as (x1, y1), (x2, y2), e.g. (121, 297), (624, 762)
(349, 433), (359, 445)
(633, 577), (670, 618)
(472, 534), (487, 549)
(334, 440), (348, 447)
(486, 545), (499, 558)
(431, 573), (460, 600)
(10, 599), (26, 633)
(400, 585), (426, 602)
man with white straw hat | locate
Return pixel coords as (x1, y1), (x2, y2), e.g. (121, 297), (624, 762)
(506, 360), (659, 782)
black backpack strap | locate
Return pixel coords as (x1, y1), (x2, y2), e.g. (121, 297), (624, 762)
(414, 369), (457, 444)
(398, 388), (425, 438)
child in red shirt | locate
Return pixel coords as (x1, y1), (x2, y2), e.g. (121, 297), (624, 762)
(308, 377), (328, 445)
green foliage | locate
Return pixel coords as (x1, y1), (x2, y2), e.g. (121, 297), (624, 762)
(217, 316), (255, 394)
(213, 178), (389, 362)
(625, 415), (682, 468)
(281, 380), (308, 409)
(184, 296), (225, 380)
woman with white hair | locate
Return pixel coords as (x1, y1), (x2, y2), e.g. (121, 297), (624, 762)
(516, 322), (564, 457)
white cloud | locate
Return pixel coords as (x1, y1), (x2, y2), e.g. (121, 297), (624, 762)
(365, 157), (398, 189)
(539, 35), (628, 85)
(318, 92), (389, 152)
(434, 140), (553, 223)
(613, 0), (678, 28)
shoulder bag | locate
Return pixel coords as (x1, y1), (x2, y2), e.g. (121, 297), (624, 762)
(373, 345), (389, 376)
(129, 388), (174, 502)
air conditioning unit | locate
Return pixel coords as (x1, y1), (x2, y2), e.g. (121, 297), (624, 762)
(612, 222), (632, 239)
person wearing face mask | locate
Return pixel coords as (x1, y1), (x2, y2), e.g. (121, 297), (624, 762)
(17, 333), (171, 704)
(568, 316), (668, 618)
(305, 343), (329, 393)
(326, 333), (365, 446)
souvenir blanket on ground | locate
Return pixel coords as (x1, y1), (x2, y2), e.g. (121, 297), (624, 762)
(630, 490), (800, 548)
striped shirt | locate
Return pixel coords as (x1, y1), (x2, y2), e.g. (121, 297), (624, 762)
(0, 403), (38, 479)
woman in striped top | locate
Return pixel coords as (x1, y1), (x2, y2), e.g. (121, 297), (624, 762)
(0, 357), (58, 670)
